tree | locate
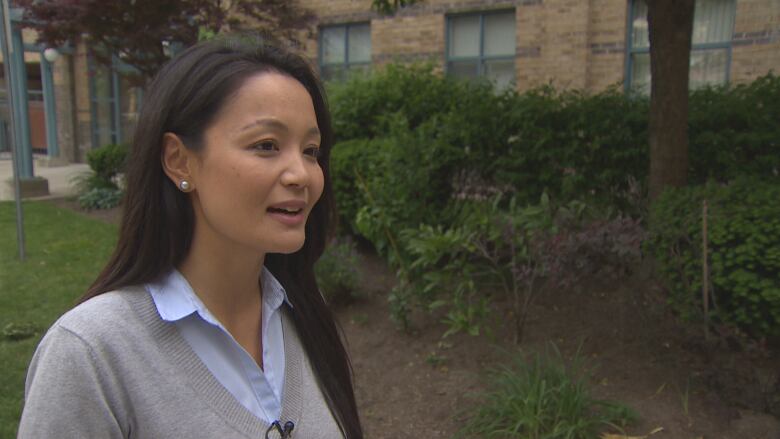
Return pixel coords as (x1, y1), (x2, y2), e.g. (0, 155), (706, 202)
(646, 0), (696, 200)
(371, 0), (418, 15)
(18, 0), (316, 81)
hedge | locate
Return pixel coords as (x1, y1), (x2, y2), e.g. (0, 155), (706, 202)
(646, 178), (780, 337)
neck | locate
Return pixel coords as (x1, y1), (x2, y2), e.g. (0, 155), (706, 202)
(177, 223), (266, 340)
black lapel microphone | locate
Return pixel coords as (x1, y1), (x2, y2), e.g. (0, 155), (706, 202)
(265, 420), (295, 438)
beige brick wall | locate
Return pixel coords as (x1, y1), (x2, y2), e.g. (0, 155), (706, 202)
(372, 14), (444, 65)
(587, 0), (627, 91)
(300, 0), (780, 93)
(515, 0), (590, 91)
(730, 0), (780, 84)
(300, 0), (629, 92)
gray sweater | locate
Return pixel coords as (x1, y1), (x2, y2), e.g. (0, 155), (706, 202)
(18, 287), (343, 438)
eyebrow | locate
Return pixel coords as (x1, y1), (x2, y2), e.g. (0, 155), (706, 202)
(239, 118), (321, 138)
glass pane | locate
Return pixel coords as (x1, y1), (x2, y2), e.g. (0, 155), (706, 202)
(348, 24), (371, 63)
(484, 59), (515, 90)
(630, 52), (651, 94)
(689, 48), (728, 89)
(119, 77), (140, 144)
(631, 0), (649, 49)
(448, 61), (479, 79)
(322, 27), (346, 65)
(449, 15), (480, 58)
(92, 64), (115, 147)
(693, 0), (734, 44)
(484, 13), (515, 57)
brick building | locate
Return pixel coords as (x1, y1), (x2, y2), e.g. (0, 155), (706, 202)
(300, 0), (780, 93)
(5, 0), (779, 167)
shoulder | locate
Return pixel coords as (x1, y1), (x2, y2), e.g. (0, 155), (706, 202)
(26, 286), (160, 390)
(49, 286), (154, 349)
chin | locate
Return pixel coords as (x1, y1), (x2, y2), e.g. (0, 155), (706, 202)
(272, 238), (306, 254)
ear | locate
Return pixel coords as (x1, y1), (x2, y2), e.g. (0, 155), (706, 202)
(161, 133), (196, 191)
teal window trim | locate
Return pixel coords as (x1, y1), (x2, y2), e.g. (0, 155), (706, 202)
(624, 0), (736, 93)
(111, 55), (123, 142)
(445, 9), (516, 77)
(40, 51), (59, 157)
(318, 22), (372, 73)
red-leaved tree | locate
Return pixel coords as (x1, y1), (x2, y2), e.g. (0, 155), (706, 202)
(17, 0), (316, 81)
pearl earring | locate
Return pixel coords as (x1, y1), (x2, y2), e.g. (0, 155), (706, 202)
(179, 180), (191, 192)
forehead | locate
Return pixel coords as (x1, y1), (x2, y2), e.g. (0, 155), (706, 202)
(211, 72), (318, 131)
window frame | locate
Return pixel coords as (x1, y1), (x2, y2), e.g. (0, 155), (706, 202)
(318, 22), (372, 79)
(445, 9), (517, 80)
(624, 0), (737, 93)
(88, 53), (143, 148)
(88, 53), (121, 148)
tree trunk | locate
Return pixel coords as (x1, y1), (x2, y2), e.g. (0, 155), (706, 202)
(647, 0), (695, 200)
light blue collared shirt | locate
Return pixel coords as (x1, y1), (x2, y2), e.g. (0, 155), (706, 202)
(146, 267), (290, 423)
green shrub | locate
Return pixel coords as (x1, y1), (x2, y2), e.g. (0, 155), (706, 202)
(86, 143), (129, 189)
(329, 66), (651, 239)
(498, 86), (648, 211)
(78, 187), (123, 210)
(315, 240), (361, 305)
(341, 117), (471, 250)
(330, 137), (388, 235)
(646, 177), (780, 337)
(329, 67), (780, 270)
(689, 73), (780, 183)
(457, 344), (636, 439)
(328, 63), (466, 142)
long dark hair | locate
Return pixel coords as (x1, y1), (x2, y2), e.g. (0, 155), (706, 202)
(81, 36), (362, 438)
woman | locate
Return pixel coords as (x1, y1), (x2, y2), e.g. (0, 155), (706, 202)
(18, 37), (362, 439)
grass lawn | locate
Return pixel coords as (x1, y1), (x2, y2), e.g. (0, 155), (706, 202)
(0, 201), (116, 438)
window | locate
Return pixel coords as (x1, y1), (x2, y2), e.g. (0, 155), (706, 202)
(627, 0), (735, 93)
(319, 23), (371, 81)
(88, 54), (142, 148)
(447, 11), (516, 90)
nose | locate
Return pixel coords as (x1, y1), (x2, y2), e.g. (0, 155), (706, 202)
(280, 149), (310, 188)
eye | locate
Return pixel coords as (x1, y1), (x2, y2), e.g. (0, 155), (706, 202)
(304, 146), (322, 159)
(250, 140), (278, 153)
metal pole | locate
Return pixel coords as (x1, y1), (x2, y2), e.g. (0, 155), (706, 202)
(1, 0), (25, 260)
(702, 200), (709, 341)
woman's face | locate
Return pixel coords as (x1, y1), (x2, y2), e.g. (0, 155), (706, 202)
(186, 72), (324, 257)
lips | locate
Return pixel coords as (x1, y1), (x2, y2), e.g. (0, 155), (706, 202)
(267, 200), (306, 213)
(267, 200), (307, 225)
(268, 206), (303, 215)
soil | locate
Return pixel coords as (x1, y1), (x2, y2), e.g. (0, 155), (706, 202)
(51, 199), (780, 439)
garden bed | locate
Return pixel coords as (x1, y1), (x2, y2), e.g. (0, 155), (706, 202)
(49, 199), (780, 438)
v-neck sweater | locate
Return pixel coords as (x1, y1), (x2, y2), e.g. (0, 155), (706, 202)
(18, 286), (343, 439)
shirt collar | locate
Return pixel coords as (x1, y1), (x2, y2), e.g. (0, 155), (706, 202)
(146, 267), (291, 324)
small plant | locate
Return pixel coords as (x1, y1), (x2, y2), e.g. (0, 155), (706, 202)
(73, 143), (129, 210)
(349, 313), (369, 326)
(1, 321), (39, 341)
(78, 187), (123, 210)
(678, 378), (691, 422)
(457, 344), (636, 439)
(425, 352), (447, 368)
(86, 143), (128, 189)
(315, 239), (361, 305)
(396, 194), (645, 342)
